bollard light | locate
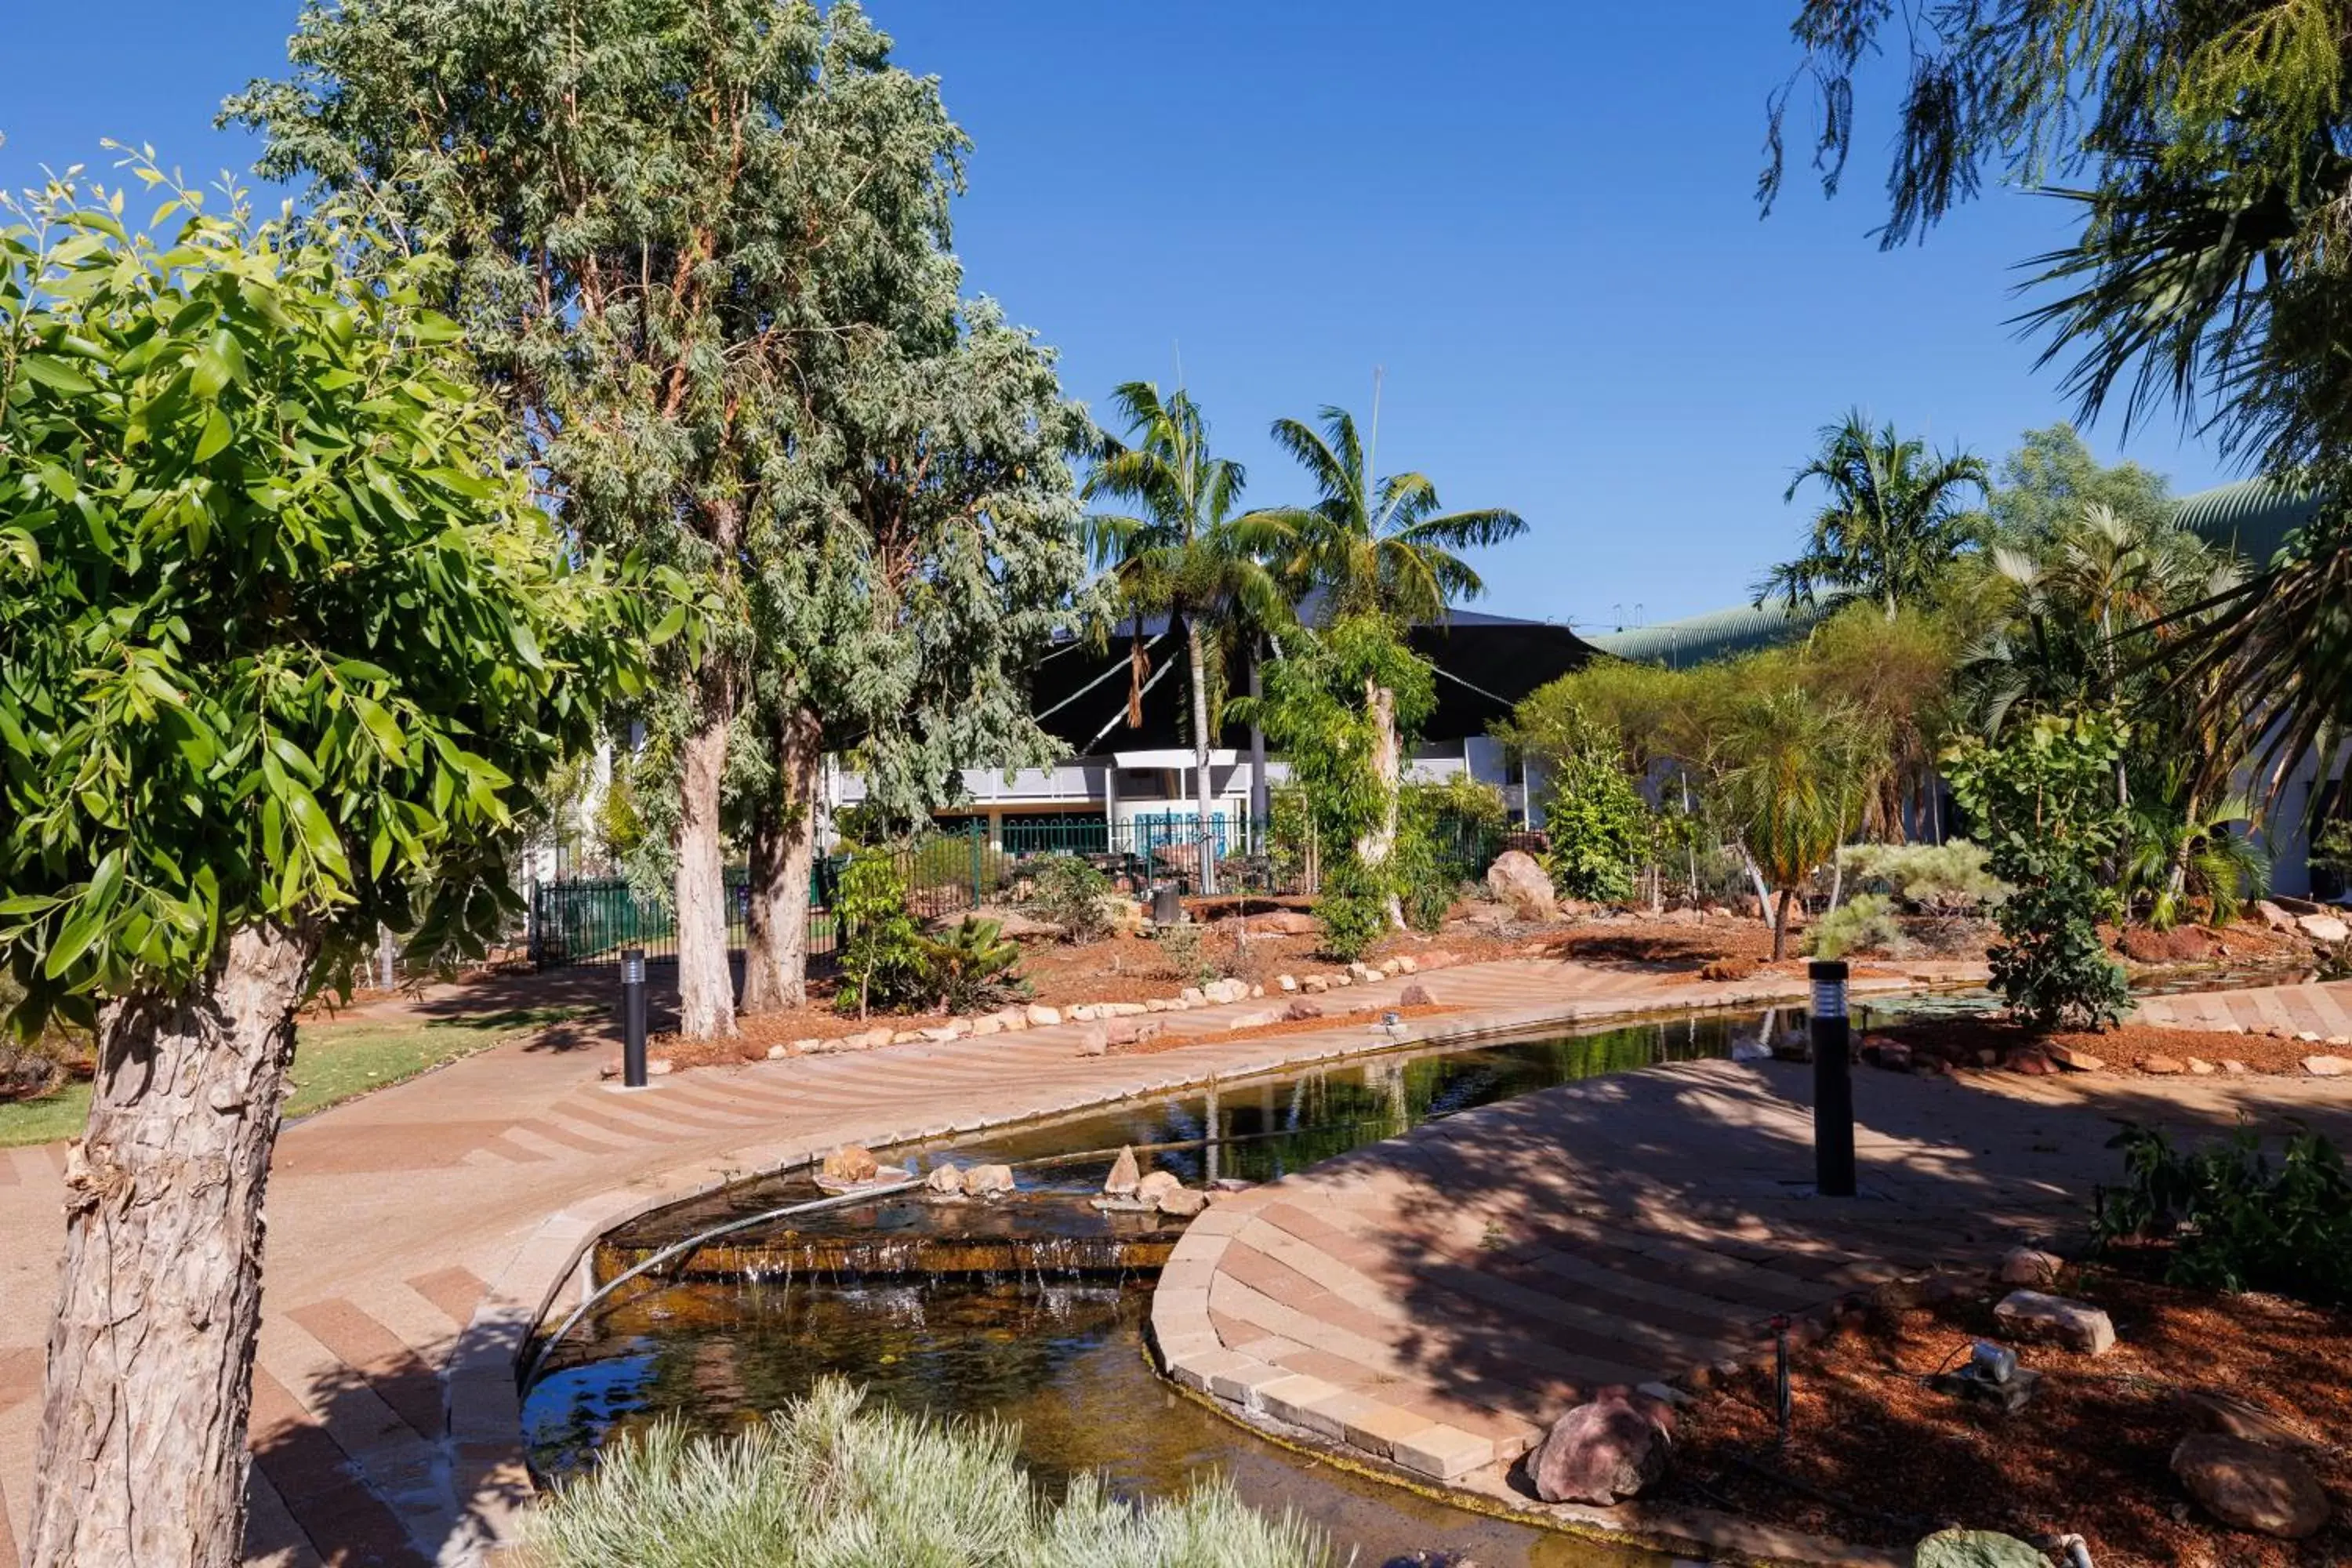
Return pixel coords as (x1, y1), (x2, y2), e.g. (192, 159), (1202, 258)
(621, 946), (649, 1090)
(1808, 959), (1855, 1197)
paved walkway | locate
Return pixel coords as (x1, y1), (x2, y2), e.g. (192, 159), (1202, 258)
(1152, 1046), (2352, 1504)
(0, 950), (1922, 1566)
(2132, 975), (2352, 1039)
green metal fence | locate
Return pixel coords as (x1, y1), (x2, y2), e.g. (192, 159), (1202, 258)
(528, 811), (1502, 971)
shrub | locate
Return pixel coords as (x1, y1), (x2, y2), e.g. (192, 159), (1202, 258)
(1944, 714), (2132, 1031)
(1150, 922), (1215, 986)
(1027, 855), (1112, 944)
(528, 1377), (1334, 1568)
(1537, 745), (1651, 904)
(916, 917), (1026, 1014)
(1312, 858), (1391, 961)
(1807, 893), (1907, 959)
(2096, 1123), (2352, 1308)
(1838, 840), (2007, 912)
(835, 851), (930, 1018)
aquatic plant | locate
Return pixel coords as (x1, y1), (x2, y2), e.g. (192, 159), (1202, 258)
(526, 1377), (1334, 1568)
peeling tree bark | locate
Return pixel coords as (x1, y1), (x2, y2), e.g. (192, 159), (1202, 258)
(1356, 678), (1406, 929)
(742, 706), (822, 1014)
(27, 920), (319, 1568)
(674, 668), (738, 1040)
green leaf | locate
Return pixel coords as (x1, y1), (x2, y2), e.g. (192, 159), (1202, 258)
(649, 604), (688, 644)
(44, 905), (104, 979)
(16, 355), (96, 394)
(194, 407), (233, 463)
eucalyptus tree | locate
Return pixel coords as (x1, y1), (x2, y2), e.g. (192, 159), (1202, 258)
(1083, 383), (1293, 892)
(1762, 2), (2352, 815)
(1255, 403), (1526, 917)
(235, 0), (1094, 1025)
(0, 168), (630, 1568)
(1761, 412), (1991, 619)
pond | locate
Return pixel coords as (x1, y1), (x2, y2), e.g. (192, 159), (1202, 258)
(522, 964), (2298, 1566)
(526, 1010), (1794, 1567)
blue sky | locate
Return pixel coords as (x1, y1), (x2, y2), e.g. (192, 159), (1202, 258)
(0, 1), (2238, 629)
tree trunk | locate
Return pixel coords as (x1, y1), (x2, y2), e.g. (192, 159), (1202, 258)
(28, 920), (319, 1568)
(1827, 844), (1846, 914)
(1773, 885), (1794, 961)
(742, 706), (824, 1014)
(674, 671), (738, 1041)
(1357, 678), (1406, 929)
(1187, 619), (1217, 896)
(1247, 640), (1269, 855)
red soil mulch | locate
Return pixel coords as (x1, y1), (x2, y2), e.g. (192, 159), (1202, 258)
(1875, 1016), (2339, 1079)
(1659, 1261), (2352, 1567)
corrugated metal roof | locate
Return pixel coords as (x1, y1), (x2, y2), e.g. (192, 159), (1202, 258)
(1588, 477), (2324, 669)
(2169, 476), (2320, 565)
(1583, 597), (1820, 667)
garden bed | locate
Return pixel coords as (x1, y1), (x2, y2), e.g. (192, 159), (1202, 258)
(1655, 1261), (2350, 1566)
(1871, 1016), (2341, 1078)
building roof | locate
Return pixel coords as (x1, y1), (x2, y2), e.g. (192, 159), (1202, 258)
(1585, 477), (2323, 670)
(1025, 608), (1600, 755)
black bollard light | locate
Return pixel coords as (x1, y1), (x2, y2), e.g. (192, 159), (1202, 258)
(1809, 958), (1854, 1196)
(621, 946), (649, 1090)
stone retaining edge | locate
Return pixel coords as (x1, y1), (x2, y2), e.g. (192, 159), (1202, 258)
(442, 964), (1950, 1562)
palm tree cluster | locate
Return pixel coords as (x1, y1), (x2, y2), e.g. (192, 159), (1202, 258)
(1518, 420), (2281, 958)
(1081, 386), (1527, 897)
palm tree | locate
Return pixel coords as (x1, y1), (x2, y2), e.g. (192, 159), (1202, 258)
(1083, 383), (1293, 894)
(1254, 401), (1526, 924)
(1718, 687), (1878, 960)
(1763, 412), (1991, 619)
(1258, 404), (1527, 621)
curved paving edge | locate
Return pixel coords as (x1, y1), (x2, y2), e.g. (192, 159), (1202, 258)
(445, 961), (1965, 1561)
(1149, 1032), (2352, 1563)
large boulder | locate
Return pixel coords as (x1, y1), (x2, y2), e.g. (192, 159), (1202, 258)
(2253, 899), (2299, 933)
(1914, 1530), (2053, 1567)
(962, 1163), (1017, 1197)
(1485, 851), (1558, 921)
(2171, 1433), (2332, 1538)
(1526, 1394), (1670, 1504)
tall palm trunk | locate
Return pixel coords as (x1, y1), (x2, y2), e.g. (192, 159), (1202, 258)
(1188, 617), (1216, 895)
(28, 920), (321, 1568)
(1773, 885), (1795, 961)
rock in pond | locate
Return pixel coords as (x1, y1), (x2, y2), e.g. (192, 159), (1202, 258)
(1134, 1170), (1182, 1207)
(822, 1145), (879, 1184)
(1155, 1185), (1208, 1218)
(2172, 1432), (2332, 1538)
(961, 1163), (1016, 1198)
(1103, 1145), (1140, 1196)
(924, 1163), (964, 1196)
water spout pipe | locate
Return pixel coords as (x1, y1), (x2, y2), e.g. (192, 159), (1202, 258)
(522, 1176), (921, 1389)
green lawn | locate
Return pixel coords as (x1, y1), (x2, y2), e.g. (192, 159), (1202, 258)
(0, 1004), (596, 1149)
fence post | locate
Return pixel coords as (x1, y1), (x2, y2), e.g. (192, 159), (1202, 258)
(968, 817), (983, 912)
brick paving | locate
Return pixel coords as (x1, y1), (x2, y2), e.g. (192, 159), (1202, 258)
(1152, 1043), (2352, 1501)
(0, 950), (1913, 1566)
(1, 951), (2341, 1565)
(2132, 975), (2352, 1039)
